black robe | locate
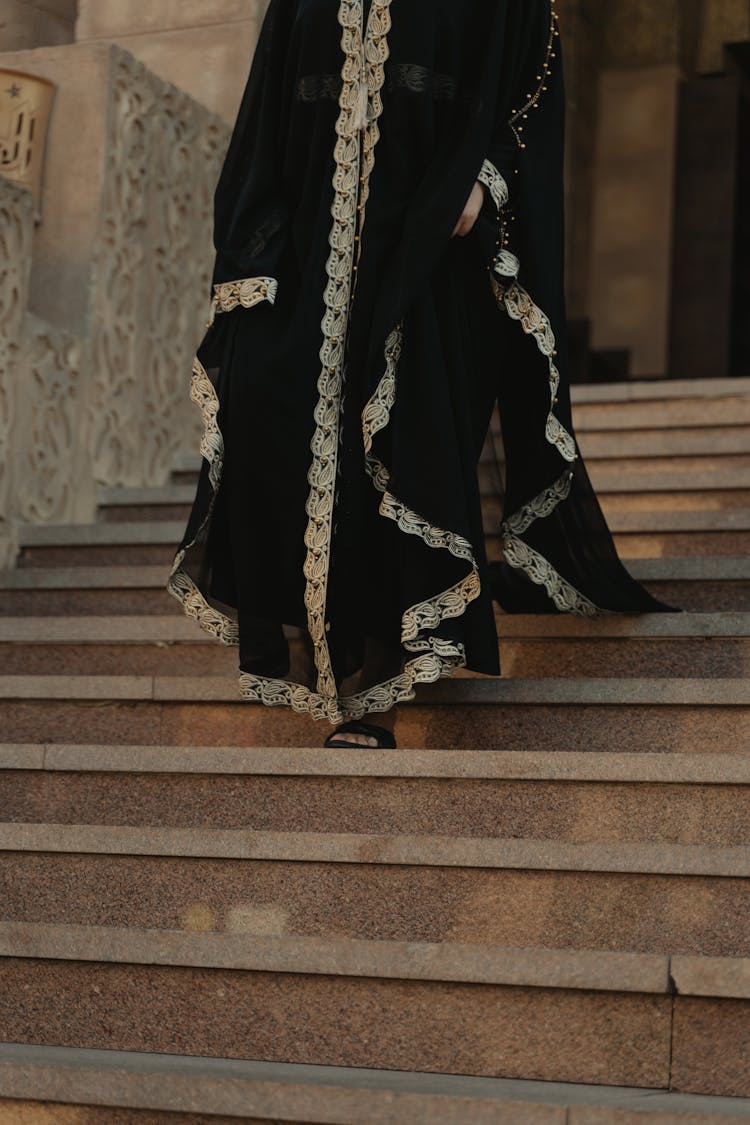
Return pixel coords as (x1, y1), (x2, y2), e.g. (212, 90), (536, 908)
(168, 0), (671, 725)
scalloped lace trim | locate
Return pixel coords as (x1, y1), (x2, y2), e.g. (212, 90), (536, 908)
(299, 0), (395, 715)
(503, 533), (599, 616)
(361, 325), (482, 661)
(481, 155), (604, 617)
(166, 356), (239, 645)
(503, 470), (573, 538)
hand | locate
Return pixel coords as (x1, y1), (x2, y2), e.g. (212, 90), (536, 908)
(452, 181), (486, 238)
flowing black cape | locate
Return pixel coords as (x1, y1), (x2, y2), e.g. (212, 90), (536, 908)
(168, 0), (671, 724)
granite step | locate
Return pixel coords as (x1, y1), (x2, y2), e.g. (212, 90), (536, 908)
(104, 472), (750, 504)
(98, 492), (750, 524)
(3, 832), (748, 957)
(0, 676), (746, 751)
(16, 513), (750, 569)
(2, 742), (748, 844)
(0, 565), (180, 616)
(1, 746), (749, 956)
(490, 531), (750, 560)
(2, 559), (748, 614)
(483, 503), (750, 534)
(569, 400), (750, 431)
(568, 376), (750, 403)
(4, 1046), (750, 1125)
(22, 511), (750, 544)
(1, 612), (749, 678)
(580, 436), (750, 463)
(0, 922), (747, 1095)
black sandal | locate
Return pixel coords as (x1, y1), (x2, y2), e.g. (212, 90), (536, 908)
(323, 719), (397, 749)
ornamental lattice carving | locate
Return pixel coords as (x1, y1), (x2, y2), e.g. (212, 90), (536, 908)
(14, 315), (89, 526)
(88, 48), (229, 488)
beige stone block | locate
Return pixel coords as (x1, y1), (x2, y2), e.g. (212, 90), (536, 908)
(0, 0), (74, 51)
(0, 42), (111, 332)
(76, 0), (267, 40)
(76, 17), (265, 123)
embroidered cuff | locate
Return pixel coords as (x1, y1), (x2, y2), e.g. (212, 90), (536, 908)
(208, 277), (278, 327)
(478, 159), (510, 212)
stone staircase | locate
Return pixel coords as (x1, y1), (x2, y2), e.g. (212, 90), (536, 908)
(0, 377), (749, 1123)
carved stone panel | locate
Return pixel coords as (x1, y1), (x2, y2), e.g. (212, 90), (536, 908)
(0, 177), (33, 566)
(13, 313), (91, 526)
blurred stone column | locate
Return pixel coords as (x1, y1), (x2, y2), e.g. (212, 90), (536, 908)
(557, 0), (604, 328)
(587, 0), (681, 379)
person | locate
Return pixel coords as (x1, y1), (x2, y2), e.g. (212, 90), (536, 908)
(168, 0), (672, 750)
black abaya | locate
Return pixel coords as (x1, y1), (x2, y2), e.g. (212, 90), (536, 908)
(168, 0), (671, 725)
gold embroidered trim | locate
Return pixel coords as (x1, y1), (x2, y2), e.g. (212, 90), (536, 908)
(301, 0), (392, 715)
(208, 277), (278, 326)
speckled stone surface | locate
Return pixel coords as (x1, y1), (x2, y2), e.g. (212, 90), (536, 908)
(17, 545), (174, 568)
(499, 639), (750, 680)
(570, 1112), (750, 1124)
(0, 1102), (291, 1124)
(0, 702), (161, 746)
(0, 590), (182, 617)
(2, 772), (749, 846)
(394, 705), (750, 756)
(601, 489), (750, 512)
(671, 997), (750, 1097)
(2, 700), (748, 752)
(612, 532), (750, 559)
(0, 643), (237, 676)
(645, 580), (750, 612)
(3, 638), (749, 679)
(3, 857), (747, 956)
(0, 960), (673, 1087)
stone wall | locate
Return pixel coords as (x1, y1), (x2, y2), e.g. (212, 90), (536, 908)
(0, 0), (76, 50)
(75, 0), (269, 124)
